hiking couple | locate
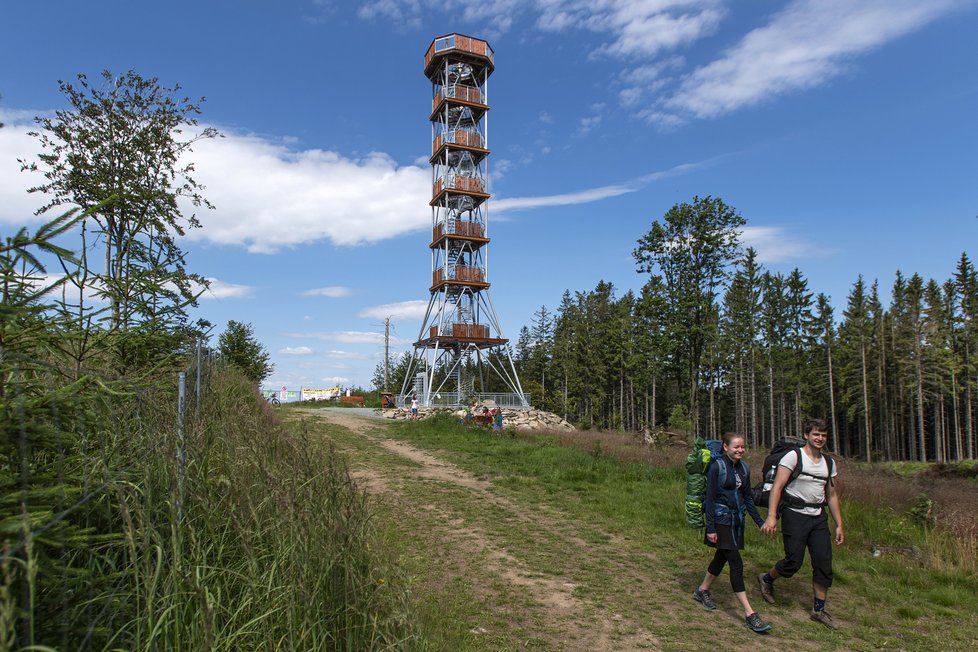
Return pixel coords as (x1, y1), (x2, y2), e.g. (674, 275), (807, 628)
(692, 419), (845, 634)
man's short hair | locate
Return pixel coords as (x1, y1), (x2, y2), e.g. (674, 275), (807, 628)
(803, 418), (828, 435)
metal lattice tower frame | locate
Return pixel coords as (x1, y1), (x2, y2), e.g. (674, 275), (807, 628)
(400, 34), (528, 409)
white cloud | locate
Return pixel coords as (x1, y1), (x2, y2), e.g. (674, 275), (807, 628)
(280, 346), (315, 355)
(183, 132), (430, 253)
(591, 3), (725, 59)
(359, 299), (429, 320)
(575, 114), (602, 137)
(2, 114), (431, 253)
(0, 115), (51, 224)
(286, 330), (386, 344)
(199, 278), (254, 299)
(535, 0), (724, 58)
(357, 0), (527, 36)
(740, 225), (830, 264)
(302, 286), (353, 298)
(656, 0), (962, 123)
(326, 350), (370, 360)
(494, 159), (709, 212)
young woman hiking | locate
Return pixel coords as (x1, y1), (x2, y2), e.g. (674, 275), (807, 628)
(692, 432), (772, 634)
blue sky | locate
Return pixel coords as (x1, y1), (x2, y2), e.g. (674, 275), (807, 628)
(2, 0), (977, 392)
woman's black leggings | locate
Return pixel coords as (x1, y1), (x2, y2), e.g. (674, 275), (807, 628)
(707, 548), (745, 593)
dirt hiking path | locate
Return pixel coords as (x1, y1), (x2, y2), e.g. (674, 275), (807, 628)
(292, 409), (826, 652)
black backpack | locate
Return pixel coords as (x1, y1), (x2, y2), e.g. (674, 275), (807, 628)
(752, 437), (834, 512)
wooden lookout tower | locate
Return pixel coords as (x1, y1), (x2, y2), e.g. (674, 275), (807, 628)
(400, 34), (529, 409)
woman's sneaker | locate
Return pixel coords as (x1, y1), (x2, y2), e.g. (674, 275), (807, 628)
(810, 609), (838, 629)
(745, 612), (773, 634)
(692, 588), (717, 610)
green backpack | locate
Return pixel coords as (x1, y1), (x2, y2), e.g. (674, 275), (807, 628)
(684, 437), (724, 529)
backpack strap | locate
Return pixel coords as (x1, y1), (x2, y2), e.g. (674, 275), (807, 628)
(783, 449), (833, 510)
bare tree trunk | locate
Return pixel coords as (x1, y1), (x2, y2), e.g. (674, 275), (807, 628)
(652, 375), (657, 429)
(917, 360), (927, 462)
(827, 341), (839, 453)
(860, 337), (872, 463)
(768, 358), (775, 448)
(750, 347), (758, 449)
(967, 364), (975, 459)
(951, 374), (962, 461)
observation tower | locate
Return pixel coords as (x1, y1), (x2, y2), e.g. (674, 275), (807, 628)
(399, 34), (528, 409)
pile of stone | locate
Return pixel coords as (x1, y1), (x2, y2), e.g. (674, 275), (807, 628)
(637, 426), (691, 447)
(378, 407), (575, 431)
(496, 408), (575, 431)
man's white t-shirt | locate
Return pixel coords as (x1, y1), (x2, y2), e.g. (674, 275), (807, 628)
(779, 449), (837, 516)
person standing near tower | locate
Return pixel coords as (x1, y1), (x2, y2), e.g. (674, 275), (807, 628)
(759, 418), (844, 629)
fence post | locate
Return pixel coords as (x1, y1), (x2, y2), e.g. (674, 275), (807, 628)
(176, 371), (186, 523)
(195, 339), (202, 422)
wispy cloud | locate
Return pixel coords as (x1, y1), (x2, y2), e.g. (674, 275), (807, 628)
(199, 278), (254, 299)
(326, 350), (370, 360)
(286, 330), (386, 345)
(302, 286), (353, 298)
(359, 299), (429, 321)
(357, 0), (528, 37)
(741, 225), (832, 265)
(652, 0), (962, 124)
(280, 346), (315, 355)
(341, 1), (965, 129)
(494, 159), (712, 213)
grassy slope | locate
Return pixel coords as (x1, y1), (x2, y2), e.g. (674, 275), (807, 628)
(304, 411), (978, 652)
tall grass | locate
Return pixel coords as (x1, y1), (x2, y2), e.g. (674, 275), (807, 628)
(1, 365), (424, 650)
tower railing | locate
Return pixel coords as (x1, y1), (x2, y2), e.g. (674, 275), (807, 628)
(432, 265), (485, 285)
(424, 34), (495, 71)
(432, 85), (486, 109)
(433, 219), (485, 241)
(427, 323), (490, 339)
(433, 129), (485, 153)
(433, 174), (486, 196)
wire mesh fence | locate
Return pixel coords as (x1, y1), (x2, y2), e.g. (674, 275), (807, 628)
(0, 339), (217, 649)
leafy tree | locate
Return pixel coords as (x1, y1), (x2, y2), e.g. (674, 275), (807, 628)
(21, 70), (218, 336)
(219, 320), (273, 384)
(634, 196), (744, 430)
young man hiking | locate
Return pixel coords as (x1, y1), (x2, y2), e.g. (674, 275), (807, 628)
(758, 418), (845, 629)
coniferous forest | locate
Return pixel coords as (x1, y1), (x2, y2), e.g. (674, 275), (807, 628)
(504, 196), (976, 463)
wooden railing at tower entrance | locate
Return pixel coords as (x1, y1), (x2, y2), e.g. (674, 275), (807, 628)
(428, 323), (491, 339)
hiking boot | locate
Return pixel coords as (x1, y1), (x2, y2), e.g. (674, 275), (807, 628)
(757, 573), (775, 604)
(692, 588), (717, 610)
(745, 612), (773, 634)
(810, 609), (838, 629)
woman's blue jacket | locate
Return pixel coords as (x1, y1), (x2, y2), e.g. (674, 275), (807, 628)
(704, 455), (764, 535)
